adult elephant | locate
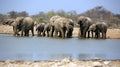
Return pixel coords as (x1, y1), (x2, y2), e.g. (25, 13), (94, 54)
(53, 17), (74, 38)
(14, 17), (34, 36)
(88, 22), (107, 39)
(36, 23), (45, 36)
(77, 16), (93, 38)
(49, 15), (61, 37)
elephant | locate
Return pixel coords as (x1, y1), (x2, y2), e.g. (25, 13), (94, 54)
(88, 24), (98, 38)
(65, 19), (74, 38)
(88, 22), (107, 39)
(49, 15), (61, 37)
(36, 23), (45, 36)
(3, 19), (15, 25)
(14, 17), (34, 36)
(77, 16), (93, 38)
(66, 25), (73, 38)
(53, 17), (74, 38)
(42, 23), (52, 37)
(3, 18), (21, 36)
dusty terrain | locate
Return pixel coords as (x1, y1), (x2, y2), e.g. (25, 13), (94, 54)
(0, 58), (120, 67)
(0, 25), (120, 39)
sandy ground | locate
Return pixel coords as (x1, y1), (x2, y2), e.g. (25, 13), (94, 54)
(0, 58), (120, 67)
(0, 25), (120, 39)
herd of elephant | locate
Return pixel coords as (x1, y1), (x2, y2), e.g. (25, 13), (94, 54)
(3, 15), (107, 39)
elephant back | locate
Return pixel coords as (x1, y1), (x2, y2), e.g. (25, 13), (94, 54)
(50, 15), (61, 25)
(54, 17), (68, 28)
(96, 22), (107, 31)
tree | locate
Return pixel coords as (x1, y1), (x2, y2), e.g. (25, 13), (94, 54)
(18, 11), (29, 17)
(8, 11), (18, 18)
(0, 14), (7, 24)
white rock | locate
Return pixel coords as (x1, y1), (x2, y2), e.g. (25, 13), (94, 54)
(93, 61), (102, 67)
(104, 61), (110, 65)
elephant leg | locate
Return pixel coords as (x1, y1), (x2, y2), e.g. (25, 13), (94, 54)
(66, 31), (69, 38)
(95, 31), (97, 38)
(24, 30), (29, 36)
(83, 29), (87, 38)
(50, 26), (54, 37)
(37, 31), (39, 36)
(70, 31), (73, 38)
(24, 30), (27, 36)
(102, 32), (106, 39)
(43, 31), (46, 37)
(80, 28), (83, 37)
(102, 32), (104, 39)
(95, 31), (98, 38)
(58, 31), (62, 37)
(88, 31), (90, 38)
(97, 31), (100, 38)
(54, 30), (58, 37)
(67, 31), (71, 38)
(27, 30), (29, 36)
(47, 31), (49, 37)
(31, 28), (34, 36)
(60, 28), (65, 38)
(105, 33), (106, 39)
(91, 31), (94, 38)
(39, 31), (41, 36)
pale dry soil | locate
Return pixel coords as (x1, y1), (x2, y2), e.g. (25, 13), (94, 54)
(0, 58), (120, 67)
(0, 25), (120, 39)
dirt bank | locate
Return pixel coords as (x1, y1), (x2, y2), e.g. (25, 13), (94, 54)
(0, 58), (120, 67)
(0, 25), (120, 39)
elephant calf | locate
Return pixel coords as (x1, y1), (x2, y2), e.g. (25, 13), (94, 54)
(36, 23), (45, 36)
(43, 23), (52, 37)
(88, 22), (107, 39)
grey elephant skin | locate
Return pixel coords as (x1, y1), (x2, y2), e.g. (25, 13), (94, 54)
(43, 23), (52, 37)
(77, 16), (93, 38)
(3, 18), (21, 36)
(49, 15), (61, 37)
(53, 17), (74, 38)
(36, 23), (45, 36)
(15, 17), (34, 36)
(88, 22), (107, 39)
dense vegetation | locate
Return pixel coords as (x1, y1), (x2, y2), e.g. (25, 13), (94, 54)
(0, 6), (120, 28)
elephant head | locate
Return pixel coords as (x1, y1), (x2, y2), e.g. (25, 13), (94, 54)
(3, 19), (15, 25)
(15, 17), (24, 27)
(77, 16), (93, 38)
(88, 24), (96, 32)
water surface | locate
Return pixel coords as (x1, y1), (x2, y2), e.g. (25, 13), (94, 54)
(0, 34), (120, 60)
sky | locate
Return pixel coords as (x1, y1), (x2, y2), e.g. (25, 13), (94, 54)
(0, 0), (120, 15)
